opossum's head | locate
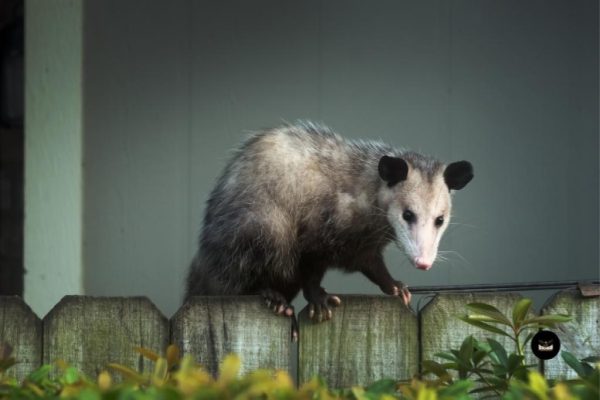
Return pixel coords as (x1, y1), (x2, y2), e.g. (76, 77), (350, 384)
(377, 155), (473, 270)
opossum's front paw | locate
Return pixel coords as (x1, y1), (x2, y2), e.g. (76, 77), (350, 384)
(307, 293), (342, 323)
(382, 281), (412, 305)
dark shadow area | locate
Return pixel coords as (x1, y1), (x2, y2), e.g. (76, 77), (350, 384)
(0, 0), (24, 295)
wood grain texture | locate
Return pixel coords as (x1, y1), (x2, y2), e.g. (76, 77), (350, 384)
(0, 296), (42, 380)
(170, 296), (291, 377)
(541, 289), (600, 379)
(420, 293), (539, 375)
(43, 296), (168, 379)
(298, 295), (418, 388)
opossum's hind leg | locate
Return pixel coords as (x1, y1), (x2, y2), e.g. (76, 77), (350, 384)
(260, 288), (299, 341)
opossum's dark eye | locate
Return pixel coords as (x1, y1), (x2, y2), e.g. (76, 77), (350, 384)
(435, 216), (444, 227)
(402, 210), (416, 224)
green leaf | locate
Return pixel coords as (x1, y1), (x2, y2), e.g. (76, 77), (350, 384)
(466, 303), (512, 326)
(521, 331), (536, 349)
(434, 352), (457, 362)
(581, 356), (600, 363)
(458, 336), (475, 368)
(512, 299), (532, 328)
(438, 380), (472, 396)
(561, 351), (584, 376)
(485, 375), (509, 388)
(561, 351), (590, 379)
(506, 354), (525, 375)
(521, 314), (571, 327)
(458, 316), (512, 338)
(469, 386), (501, 394)
(63, 367), (79, 385)
(421, 360), (452, 382)
(78, 388), (101, 400)
(472, 349), (488, 366)
(27, 364), (52, 383)
(365, 378), (397, 394)
(487, 339), (508, 368)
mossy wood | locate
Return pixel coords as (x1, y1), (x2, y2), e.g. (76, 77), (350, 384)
(541, 289), (600, 379)
(171, 296), (291, 377)
(298, 295), (418, 388)
(0, 296), (42, 380)
(420, 293), (540, 376)
(43, 296), (168, 379)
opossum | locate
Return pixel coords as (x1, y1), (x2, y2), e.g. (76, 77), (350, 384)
(185, 122), (473, 331)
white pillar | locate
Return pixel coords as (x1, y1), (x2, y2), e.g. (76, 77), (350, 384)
(24, 0), (84, 317)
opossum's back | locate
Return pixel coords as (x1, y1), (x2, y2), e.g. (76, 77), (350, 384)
(219, 126), (348, 204)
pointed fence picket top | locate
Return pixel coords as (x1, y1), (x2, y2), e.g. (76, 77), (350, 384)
(43, 296), (168, 379)
(541, 289), (600, 379)
(170, 296), (291, 377)
(0, 296), (42, 380)
(298, 295), (418, 388)
(419, 292), (540, 375)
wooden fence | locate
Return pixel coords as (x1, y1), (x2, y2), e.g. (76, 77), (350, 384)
(0, 290), (598, 388)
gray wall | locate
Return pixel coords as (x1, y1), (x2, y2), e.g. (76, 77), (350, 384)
(82, 0), (598, 317)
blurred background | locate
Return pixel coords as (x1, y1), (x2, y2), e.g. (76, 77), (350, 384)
(1, 0), (597, 318)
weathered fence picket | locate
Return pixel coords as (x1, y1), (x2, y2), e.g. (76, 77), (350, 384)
(541, 290), (600, 379)
(43, 296), (168, 379)
(419, 292), (540, 373)
(0, 296), (41, 380)
(0, 288), (598, 387)
(171, 296), (290, 376)
(298, 296), (418, 388)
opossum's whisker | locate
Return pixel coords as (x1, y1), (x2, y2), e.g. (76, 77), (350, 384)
(438, 250), (471, 265)
(447, 221), (477, 229)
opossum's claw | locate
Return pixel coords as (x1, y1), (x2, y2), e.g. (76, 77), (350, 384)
(308, 303), (330, 322)
(308, 294), (340, 322)
(261, 289), (294, 316)
(291, 314), (299, 342)
(385, 281), (411, 306)
(328, 295), (342, 306)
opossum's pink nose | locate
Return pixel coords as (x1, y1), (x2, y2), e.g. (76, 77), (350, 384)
(415, 258), (432, 271)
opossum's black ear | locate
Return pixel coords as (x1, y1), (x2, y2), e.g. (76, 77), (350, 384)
(444, 161), (474, 190)
(378, 156), (409, 187)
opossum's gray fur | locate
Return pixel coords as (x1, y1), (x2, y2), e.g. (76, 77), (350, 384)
(185, 121), (444, 300)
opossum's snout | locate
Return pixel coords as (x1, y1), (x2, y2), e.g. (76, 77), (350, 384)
(414, 257), (432, 271)
(389, 199), (450, 271)
(392, 213), (442, 271)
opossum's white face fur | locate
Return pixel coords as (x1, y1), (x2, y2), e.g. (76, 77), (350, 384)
(378, 156), (473, 270)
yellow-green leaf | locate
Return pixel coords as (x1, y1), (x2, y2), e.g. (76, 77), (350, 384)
(107, 363), (146, 383)
(134, 347), (159, 362)
(152, 357), (168, 386)
(458, 316), (512, 338)
(466, 303), (512, 326)
(512, 298), (532, 328)
(97, 371), (112, 391)
(218, 354), (240, 384)
(527, 371), (549, 400)
(521, 315), (571, 327)
(166, 345), (180, 368)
